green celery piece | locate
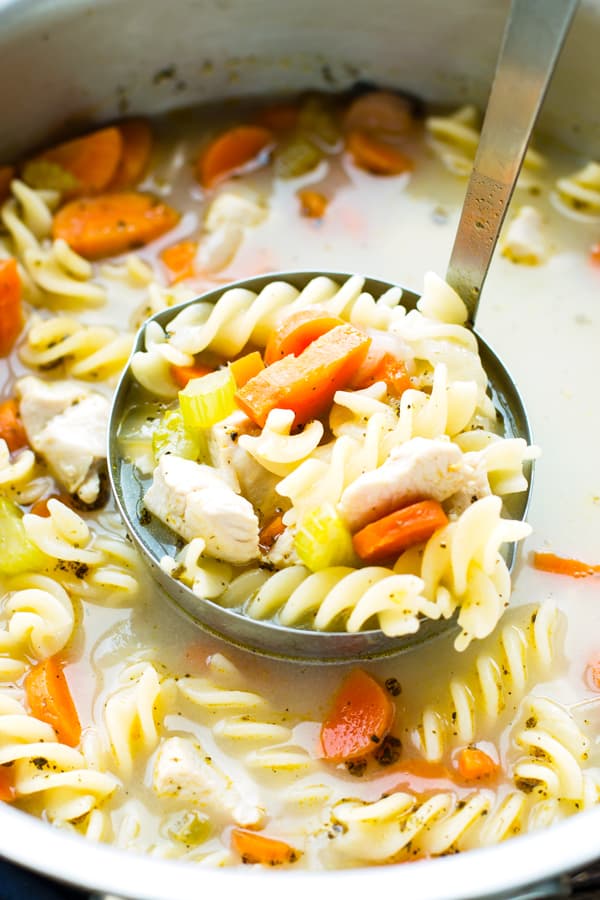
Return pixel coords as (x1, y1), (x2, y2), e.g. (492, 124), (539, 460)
(152, 408), (202, 462)
(294, 504), (357, 572)
(167, 810), (212, 846)
(178, 368), (236, 430)
(0, 497), (49, 575)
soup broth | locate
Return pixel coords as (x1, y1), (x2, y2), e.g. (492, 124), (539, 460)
(1, 90), (599, 868)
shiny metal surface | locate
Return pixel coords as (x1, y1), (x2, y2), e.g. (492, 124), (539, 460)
(0, 0), (599, 896)
(446, 0), (579, 319)
(108, 270), (532, 662)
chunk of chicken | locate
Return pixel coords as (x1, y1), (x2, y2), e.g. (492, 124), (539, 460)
(208, 411), (285, 521)
(153, 736), (264, 827)
(338, 437), (472, 531)
(16, 375), (109, 503)
(144, 454), (259, 564)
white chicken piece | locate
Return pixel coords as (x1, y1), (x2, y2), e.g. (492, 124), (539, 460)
(144, 454), (259, 564)
(501, 206), (548, 265)
(153, 736), (264, 828)
(338, 437), (473, 532)
(208, 411), (284, 521)
(16, 375), (109, 503)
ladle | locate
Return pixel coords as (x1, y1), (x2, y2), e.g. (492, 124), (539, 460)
(108, 0), (578, 662)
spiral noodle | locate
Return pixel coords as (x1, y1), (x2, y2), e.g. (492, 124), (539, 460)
(0, 691), (118, 822)
(425, 105), (544, 189)
(411, 602), (560, 762)
(0, 573), (74, 662)
(0, 439), (48, 505)
(510, 697), (592, 801)
(19, 314), (134, 381)
(103, 661), (176, 779)
(1, 180), (105, 307)
(552, 161), (600, 222)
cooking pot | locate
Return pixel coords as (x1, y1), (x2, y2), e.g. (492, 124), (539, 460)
(0, 0), (599, 897)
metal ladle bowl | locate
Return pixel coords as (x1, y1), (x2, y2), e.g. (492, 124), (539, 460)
(108, 0), (577, 662)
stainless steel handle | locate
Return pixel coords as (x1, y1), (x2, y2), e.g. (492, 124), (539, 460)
(446, 0), (579, 322)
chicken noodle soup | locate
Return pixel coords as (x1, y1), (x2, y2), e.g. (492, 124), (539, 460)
(0, 89), (599, 868)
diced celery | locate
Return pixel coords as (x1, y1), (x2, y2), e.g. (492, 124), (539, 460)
(273, 136), (323, 179)
(166, 810), (212, 846)
(152, 408), (202, 462)
(118, 403), (164, 474)
(294, 504), (357, 572)
(0, 497), (49, 575)
(178, 368), (236, 430)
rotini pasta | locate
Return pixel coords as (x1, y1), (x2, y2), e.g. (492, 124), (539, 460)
(552, 161), (600, 221)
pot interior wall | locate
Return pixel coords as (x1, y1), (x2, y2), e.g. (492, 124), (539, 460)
(0, 0), (598, 160)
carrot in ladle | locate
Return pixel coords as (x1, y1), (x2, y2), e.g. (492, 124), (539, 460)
(24, 656), (81, 748)
(52, 192), (180, 260)
(320, 669), (394, 761)
(352, 500), (449, 564)
(263, 307), (345, 365)
(170, 361), (214, 389)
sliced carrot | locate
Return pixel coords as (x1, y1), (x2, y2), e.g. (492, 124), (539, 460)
(533, 551), (600, 578)
(231, 828), (300, 866)
(297, 188), (328, 219)
(0, 766), (15, 803)
(456, 747), (499, 782)
(0, 258), (22, 357)
(0, 398), (27, 453)
(320, 669), (394, 761)
(346, 129), (413, 176)
(170, 361), (214, 389)
(229, 351), (265, 388)
(236, 323), (371, 427)
(259, 513), (285, 551)
(0, 165), (15, 202)
(110, 118), (153, 189)
(590, 243), (600, 265)
(352, 350), (411, 396)
(33, 126), (123, 196)
(52, 192), (180, 260)
(25, 656), (81, 748)
(264, 308), (346, 366)
(586, 658), (600, 691)
(197, 125), (274, 188)
(160, 239), (198, 284)
(343, 91), (415, 136)
(255, 102), (300, 131)
(353, 500), (449, 564)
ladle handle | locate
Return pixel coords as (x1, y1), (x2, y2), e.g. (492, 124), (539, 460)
(446, 0), (578, 322)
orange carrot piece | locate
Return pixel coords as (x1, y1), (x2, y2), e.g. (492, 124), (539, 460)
(590, 243), (600, 265)
(346, 129), (413, 175)
(0, 766), (15, 803)
(353, 500), (449, 564)
(259, 513), (285, 551)
(320, 669), (394, 761)
(255, 102), (300, 131)
(170, 361), (214, 389)
(34, 126), (123, 196)
(236, 323), (371, 427)
(229, 351), (265, 388)
(0, 398), (27, 453)
(25, 657), (81, 747)
(0, 258), (22, 357)
(343, 91), (415, 136)
(533, 551), (600, 578)
(352, 350), (411, 396)
(586, 658), (600, 691)
(264, 308), (346, 366)
(297, 188), (328, 219)
(52, 192), (180, 260)
(231, 828), (300, 866)
(29, 493), (77, 517)
(110, 118), (153, 189)
(160, 239), (198, 284)
(197, 125), (274, 188)
(456, 747), (499, 782)
(0, 165), (15, 202)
